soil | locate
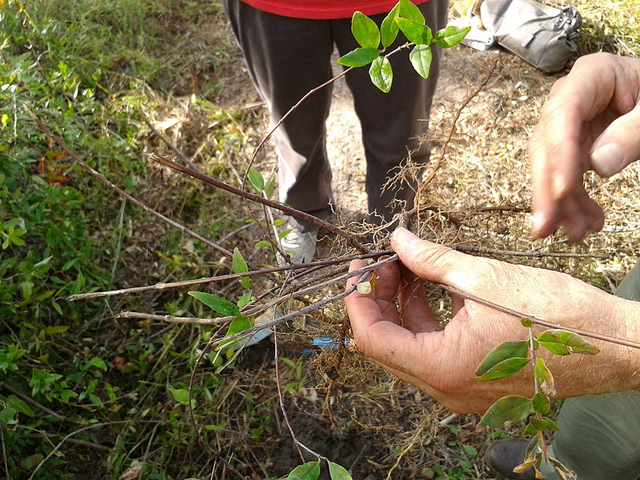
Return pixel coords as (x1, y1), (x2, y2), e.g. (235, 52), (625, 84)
(139, 6), (640, 478)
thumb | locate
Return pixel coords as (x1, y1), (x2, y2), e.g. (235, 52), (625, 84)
(590, 105), (640, 177)
(390, 228), (480, 289)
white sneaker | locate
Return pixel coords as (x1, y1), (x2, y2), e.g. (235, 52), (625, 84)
(278, 225), (317, 265)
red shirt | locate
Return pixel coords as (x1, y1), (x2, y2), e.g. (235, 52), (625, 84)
(240, 0), (432, 19)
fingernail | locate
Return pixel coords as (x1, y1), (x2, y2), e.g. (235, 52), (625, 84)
(591, 142), (624, 177)
(391, 227), (421, 247)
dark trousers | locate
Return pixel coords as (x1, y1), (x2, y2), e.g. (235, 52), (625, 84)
(222, 0), (448, 231)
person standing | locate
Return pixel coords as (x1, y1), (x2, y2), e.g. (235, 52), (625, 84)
(222, 0), (449, 263)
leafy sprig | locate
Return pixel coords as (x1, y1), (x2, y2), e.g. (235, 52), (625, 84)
(476, 319), (599, 479)
(338, 0), (469, 92)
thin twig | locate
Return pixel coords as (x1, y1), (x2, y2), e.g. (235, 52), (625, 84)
(150, 153), (368, 254)
(116, 311), (228, 325)
(210, 259), (387, 348)
(246, 66), (353, 175)
(28, 420), (164, 480)
(273, 328), (316, 462)
(68, 250), (386, 301)
(141, 111), (201, 171)
(437, 282), (640, 350)
(451, 244), (609, 259)
(0, 383), (67, 422)
(408, 59), (500, 220)
(0, 426), (10, 480)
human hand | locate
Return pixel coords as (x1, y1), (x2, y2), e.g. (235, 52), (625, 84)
(345, 228), (635, 413)
(529, 53), (640, 242)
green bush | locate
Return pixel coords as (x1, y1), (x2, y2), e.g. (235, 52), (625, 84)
(0, 1), (245, 477)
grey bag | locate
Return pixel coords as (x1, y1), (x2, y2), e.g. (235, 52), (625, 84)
(480, 0), (581, 72)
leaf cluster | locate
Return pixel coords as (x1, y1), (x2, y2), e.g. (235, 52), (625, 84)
(337, 0), (469, 92)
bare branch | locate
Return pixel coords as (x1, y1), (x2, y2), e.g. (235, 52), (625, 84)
(437, 282), (640, 350)
(150, 153), (368, 254)
(116, 311), (228, 325)
(68, 251), (386, 301)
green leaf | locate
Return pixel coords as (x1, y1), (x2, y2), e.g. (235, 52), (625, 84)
(188, 291), (240, 316)
(531, 392), (550, 415)
(232, 248), (249, 274)
(6, 395), (35, 417)
(351, 11), (380, 49)
(205, 421), (227, 431)
(369, 56), (393, 92)
(265, 176), (276, 199)
(538, 329), (600, 356)
(524, 417), (550, 436)
(478, 395), (532, 430)
(247, 168), (264, 193)
(534, 358), (556, 396)
(380, 3), (400, 48)
(237, 290), (252, 309)
(87, 357), (108, 372)
(232, 248), (250, 289)
(21, 454), (44, 471)
(475, 341), (529, 376)
(520, 317), (534, 328)
(0, 407), (17, 426)
(409, 44), (432, 79)
(338, 47), (381, 67)
(287, 461), (321, 480)
(169, 387), (190, 405)
(396, 18), (432, 45)
(398, 0), (425, 23)
(434, 25), (470, 48)
(328, 461), (353, 480)
(227, 315), (253, 336)
(44, 325), (69, 336)
(279, 228), (293, 240)
(474, 356), (530, 381)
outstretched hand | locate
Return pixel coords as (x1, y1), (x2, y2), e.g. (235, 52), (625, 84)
(345, 228), (634, 413)
(529, 53), (640, 242)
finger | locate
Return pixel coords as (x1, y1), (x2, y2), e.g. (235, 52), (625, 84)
(347, 296), (436, 372)
(536, 95), (589, 202)
(557, 194), (591, 243)
(529, 126), (560, 238)
(398, 275), (440, 333)
(556, 192), (605, 242)
(591, 105), (640, 177)
(390, 228), (487, 291)
(345, 259), (400, 340)
(347, 258), (399, 304)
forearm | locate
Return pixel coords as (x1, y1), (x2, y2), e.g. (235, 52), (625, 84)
(546, 294), (640, 398)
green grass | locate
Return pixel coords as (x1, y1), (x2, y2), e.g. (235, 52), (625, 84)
(571, 0), (640, 57)
(0, 1), (259, 478)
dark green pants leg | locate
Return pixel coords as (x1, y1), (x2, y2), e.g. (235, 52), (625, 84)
(540, 261), (640, 480)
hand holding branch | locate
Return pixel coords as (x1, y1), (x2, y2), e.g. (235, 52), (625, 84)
(346, 228), (640, 413)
